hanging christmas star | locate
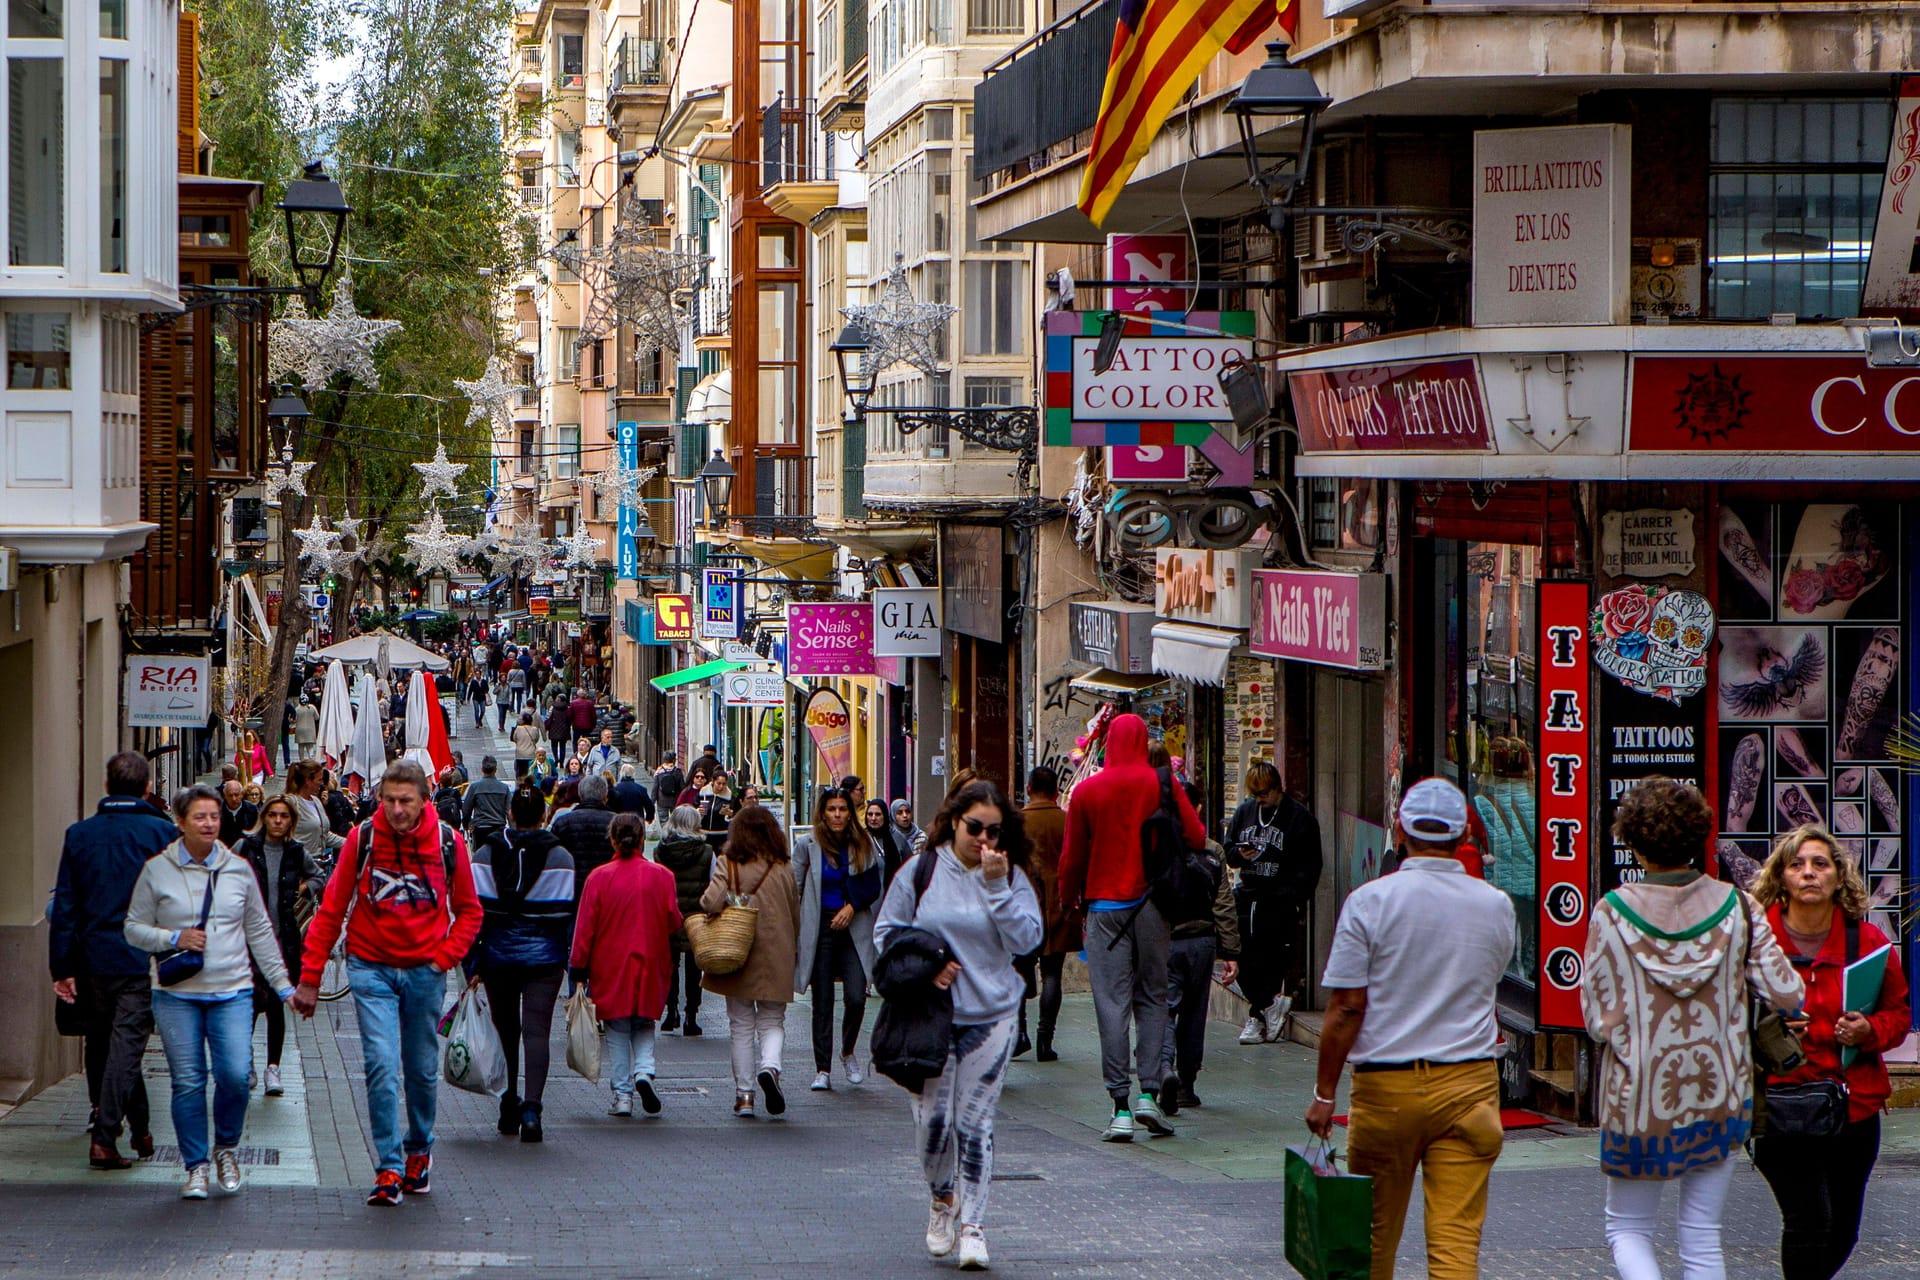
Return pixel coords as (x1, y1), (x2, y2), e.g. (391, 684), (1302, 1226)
(560, 526), (605, 568)
(334, 510), (363, 546)
(454, 357), (515, 432)
(293, 512), (344, 576)
(842, 252), (957, 384)
(269, 276), (403, 389)
(574, 212), (709, 358)
(403, 507), (466, 575)
(261, 443), (316, 506)
(413, 436), (469, 503)
(584, 462), (660, 511)
(494, 524), (554, 576)
(458, 527), (499, 560)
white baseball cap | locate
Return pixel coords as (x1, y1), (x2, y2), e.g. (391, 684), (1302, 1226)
(1398, 777), (1469, 841)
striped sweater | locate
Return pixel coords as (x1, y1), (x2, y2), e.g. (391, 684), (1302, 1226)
(470, 828), (576, 969)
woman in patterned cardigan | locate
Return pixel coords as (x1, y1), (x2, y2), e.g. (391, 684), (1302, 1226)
(1581, 777), (1803, 1280)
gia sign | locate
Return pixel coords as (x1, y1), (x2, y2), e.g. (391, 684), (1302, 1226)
(872, 587), (941, 657)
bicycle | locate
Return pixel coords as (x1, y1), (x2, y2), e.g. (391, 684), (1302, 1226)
(295, 848), (354, 1003)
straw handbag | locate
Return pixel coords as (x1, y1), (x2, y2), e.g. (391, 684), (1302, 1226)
(685, 858), (759, 975)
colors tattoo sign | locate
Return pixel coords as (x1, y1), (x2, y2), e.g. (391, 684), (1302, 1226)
(1536, 579), (1593, 1030)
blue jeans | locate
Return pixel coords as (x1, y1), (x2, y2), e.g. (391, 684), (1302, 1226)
(348, 959), (445, 1174)
(151, 990), (253, 1170)
(604, 1016), (657, 1093)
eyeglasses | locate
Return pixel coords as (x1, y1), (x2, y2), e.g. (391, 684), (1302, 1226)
(961, 817), (1003, 842)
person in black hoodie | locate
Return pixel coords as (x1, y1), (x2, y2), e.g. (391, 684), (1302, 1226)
(471, 785), (577, 1141)
(652, 805), (712, 1035)
(552, 773), (617, 911)
(1222, 761), (1322, 1045)
(237, 796), (325, 1098)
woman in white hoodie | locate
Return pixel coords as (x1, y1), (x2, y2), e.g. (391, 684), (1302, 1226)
(126, 784), (293, 1201)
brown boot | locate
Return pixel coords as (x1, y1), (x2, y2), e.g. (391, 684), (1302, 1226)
(89, 1140), (132, 1171)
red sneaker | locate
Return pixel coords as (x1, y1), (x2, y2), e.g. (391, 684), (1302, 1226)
(366, 1169), (404, 1206)
(402, 1152), (432, 1195)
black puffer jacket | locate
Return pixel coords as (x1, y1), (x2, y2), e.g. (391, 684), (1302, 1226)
(653, 833), (712, 921)
(551, 801), (616, 910)
(870, 925), (955, 1095)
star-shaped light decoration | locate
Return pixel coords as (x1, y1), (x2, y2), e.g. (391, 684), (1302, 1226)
(412, 436), (469, 503)
(269, 276), (403, 389)
(559, 526), (605, 569)
(572, 214), (709, 358)
(584, 463), (660, 511)
(293, 512), (344, 576)
(842, 252), (957, 384)
(403, 507), (466, 575)
(261, 443), (317, 506)
(493, 524), (554, 577)
(453, 357), (515, 432)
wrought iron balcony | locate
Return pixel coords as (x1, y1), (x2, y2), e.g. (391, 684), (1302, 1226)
(736, 450), (816, 540)
(761, 97), (830, 190)
(972, 0), (1118, 180)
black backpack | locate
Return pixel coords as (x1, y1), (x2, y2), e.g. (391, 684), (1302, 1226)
(1141, 768), (1216, 926)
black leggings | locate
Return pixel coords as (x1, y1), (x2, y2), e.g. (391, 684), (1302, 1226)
(252, 983), (286, 1066)
(1754, 1112), (1881, 1280)
(483, 964), (565, 1106)
(1016, 952), (1067, 1044)
(810, 917), (868, 1071)
(666, 943), (702, 1020)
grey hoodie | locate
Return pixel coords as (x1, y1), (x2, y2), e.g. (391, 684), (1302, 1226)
(874, 847), (1042, 1024)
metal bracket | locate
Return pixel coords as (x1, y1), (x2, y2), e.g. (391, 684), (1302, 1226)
(1289, 207), (1473, 264)
(863, 404), (1039, 490)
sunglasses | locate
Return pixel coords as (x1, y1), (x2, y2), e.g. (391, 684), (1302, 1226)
(961, 817), (1003, 842)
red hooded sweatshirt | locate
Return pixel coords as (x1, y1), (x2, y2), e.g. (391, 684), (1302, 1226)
(1058, 713), (1207, 909)
(300, 803), (483, 976)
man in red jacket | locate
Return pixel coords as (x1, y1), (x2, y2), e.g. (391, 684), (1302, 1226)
(1058, 713), (1206, 1142)
(293, 760), (482, 1206)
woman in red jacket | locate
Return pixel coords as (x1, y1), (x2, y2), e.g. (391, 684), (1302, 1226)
(1751, 824), (1911, 1280)
(570, 813), (682, 1118)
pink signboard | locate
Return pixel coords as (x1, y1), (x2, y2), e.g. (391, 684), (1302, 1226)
(1287, 358), (1494, 453)
(1249, 569), (1389, 671)
(1108, 233), (1189, 313)
(1106, 443), (1189, 483)
(786, 602), (875, 676)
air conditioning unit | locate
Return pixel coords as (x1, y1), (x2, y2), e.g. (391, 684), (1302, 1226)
(1630, 238), (1702, 320)
(1294, 276), (1373, 322)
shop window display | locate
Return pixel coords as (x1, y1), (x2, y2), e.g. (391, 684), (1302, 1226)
(1716, 501), (1904, 951)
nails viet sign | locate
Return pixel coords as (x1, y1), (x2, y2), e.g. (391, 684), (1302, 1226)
(1248, 569), (1386, 671)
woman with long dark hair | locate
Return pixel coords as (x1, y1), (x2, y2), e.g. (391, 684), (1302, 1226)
(699, 804), (801, 1119)
(794, 791), (885, 1091)
(235, 795), (322, 1097)
(874, 780), (1042, 1270)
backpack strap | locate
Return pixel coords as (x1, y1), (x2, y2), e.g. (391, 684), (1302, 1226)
(908, 848), (938, 912)
(1846, 914), (1860, 966)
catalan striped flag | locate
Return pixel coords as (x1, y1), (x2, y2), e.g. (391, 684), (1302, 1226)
(1077, 0), (1297, 228)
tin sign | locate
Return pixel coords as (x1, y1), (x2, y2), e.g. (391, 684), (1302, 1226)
(701, 567), (742, 640)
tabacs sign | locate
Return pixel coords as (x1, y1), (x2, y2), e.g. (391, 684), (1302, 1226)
(872, 587), (942, 658)
(654, 593), (696, 642)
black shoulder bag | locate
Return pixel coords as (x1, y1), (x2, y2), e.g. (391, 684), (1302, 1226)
(155, 867), (221, 987)
(1753, 906), (1851, 1141)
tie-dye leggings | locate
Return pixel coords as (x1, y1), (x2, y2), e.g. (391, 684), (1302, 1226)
(909, 1016), (1018, 1227)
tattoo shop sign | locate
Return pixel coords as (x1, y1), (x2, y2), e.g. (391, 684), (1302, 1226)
(1536, 580), (1592, 1029)
(1590, 585), (1714, 702)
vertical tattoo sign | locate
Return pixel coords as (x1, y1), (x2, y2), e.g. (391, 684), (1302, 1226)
(1537, 580), (1593, 1029)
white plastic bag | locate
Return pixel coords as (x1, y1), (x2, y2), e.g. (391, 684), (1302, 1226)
(439, 978), (508, 1098)
(566, 989), (601, 1084)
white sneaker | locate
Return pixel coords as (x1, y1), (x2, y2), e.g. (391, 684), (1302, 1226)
(213, 1147), (242, 1193)
(1239, 1015), (1266, 1045)
(1134, 1092), (1175, 1137)
(608, 1092), (633, 1117)
(957, 1225), (991, 1270)
(181, 1164), (210, 1199)
(264, 1065), (283, 1096)
(1262, 996), (1294, 1042)
(811, 1071), (832, 1092)
(842, 1055), (864, 1085)
(1102, 1109), (1135, 1143)
(926, 1196), (958, 1257)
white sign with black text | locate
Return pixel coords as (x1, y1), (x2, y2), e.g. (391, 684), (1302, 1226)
(1472, 124), (1631, 327)
(872, 587), (942, 658)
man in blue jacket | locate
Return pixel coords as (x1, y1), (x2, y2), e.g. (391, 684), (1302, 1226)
(49, 751), (178, 1170)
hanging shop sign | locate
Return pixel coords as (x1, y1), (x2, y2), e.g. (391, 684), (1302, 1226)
(1106, 443), (1190, 484)
(654, 593), (696, 642)
(787, 602), (875, 676)
(550, 598), (581, 622)
(1044, 310), (1255, 447)
(1472, 123), (1632, 327)
(530, 597), (551, 617)
(1153, 548), (1252, 630)
(1108, 233), (1189, 313)
(803, 686), (855, 782)
(701, 567), (742, 640)
(1248, 568), (1388, 671)
(1597, 668), (1709, 896)
(1535, 579), (1593, 1030)
(1590, 584), (1714, 702)
(723, 669), (786, 707)
(1599, 508), (1696, 579)
(1864, 76), (1920, 313)
(616, 420), (640, 582)
(126, 656), (211, 728)
(1070, 601), (1156, 672)
(1630, 354), (1920, 451)
(873, 587), (942, 657)
(943, 524), (1005, 643)
(1288, 358), (1495, 454)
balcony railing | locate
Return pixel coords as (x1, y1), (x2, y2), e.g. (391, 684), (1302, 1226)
(973, 0), (1118, 180)
(518, 185), (545, 207)
(609, 34), (665, 91)
(514, 384), (539, 408)
(762, 97), (828, 189)
(519, 46), (542, 72)
(694, 282), (730, 337)
(737, 450), (816, 539)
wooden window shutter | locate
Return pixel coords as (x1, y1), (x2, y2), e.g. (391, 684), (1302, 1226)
(177, 13), (200, 174)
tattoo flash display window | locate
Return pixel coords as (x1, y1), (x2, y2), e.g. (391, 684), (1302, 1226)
(1715, 501), (1905, 950)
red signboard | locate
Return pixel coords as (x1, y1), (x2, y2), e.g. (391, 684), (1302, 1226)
(1536, 579), (1592, 1030)
(1288, 358), (1494, 453)
(1108, 233), (1190, 313)
(1631, 354), (1920, 451)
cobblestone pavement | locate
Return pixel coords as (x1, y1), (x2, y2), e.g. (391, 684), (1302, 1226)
(4, 696), (1916, 1277)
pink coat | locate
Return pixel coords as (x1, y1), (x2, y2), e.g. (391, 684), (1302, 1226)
(570, 856), (682, 1020)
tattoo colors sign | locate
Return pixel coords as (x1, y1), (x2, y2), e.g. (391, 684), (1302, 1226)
(1536, 580), (1593, 1030)
(786, 602), (875, 676)
(803, 686), (854, 782)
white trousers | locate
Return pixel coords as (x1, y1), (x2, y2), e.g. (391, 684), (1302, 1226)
(725, 997), (786, 1093)
(1604, 1157), (1736, 1280)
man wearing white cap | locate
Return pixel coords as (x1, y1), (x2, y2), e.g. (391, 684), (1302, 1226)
(1304, 777), (1516, 1280)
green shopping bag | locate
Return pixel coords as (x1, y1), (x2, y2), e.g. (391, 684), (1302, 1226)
(1284, 1142), (1373, 1280)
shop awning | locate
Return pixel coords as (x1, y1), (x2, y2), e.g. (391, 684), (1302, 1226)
(1068, 668), (1170, 696)
(649, 658), (748, 692)
(1150, 622), (1239, 687)
(482, 574), (508, 593)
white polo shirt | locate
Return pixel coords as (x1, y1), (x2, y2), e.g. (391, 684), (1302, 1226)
(1320, 857), (1516, 1064)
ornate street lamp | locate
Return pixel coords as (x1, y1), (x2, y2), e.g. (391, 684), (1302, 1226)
(278, 161), (354, 309)
(698, 449), (735, 525)
(830, 323), (875, 415)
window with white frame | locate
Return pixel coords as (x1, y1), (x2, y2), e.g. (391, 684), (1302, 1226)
(554, 424), (581, 478)
(963, 260), (1021, 355)
(557, 328), (580, 380)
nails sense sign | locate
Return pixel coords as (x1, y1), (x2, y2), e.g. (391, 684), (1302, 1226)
(1536, 579), (1593, 1030)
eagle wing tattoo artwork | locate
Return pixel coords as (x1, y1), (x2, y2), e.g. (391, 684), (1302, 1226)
(1721, 634), (1825, 718)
